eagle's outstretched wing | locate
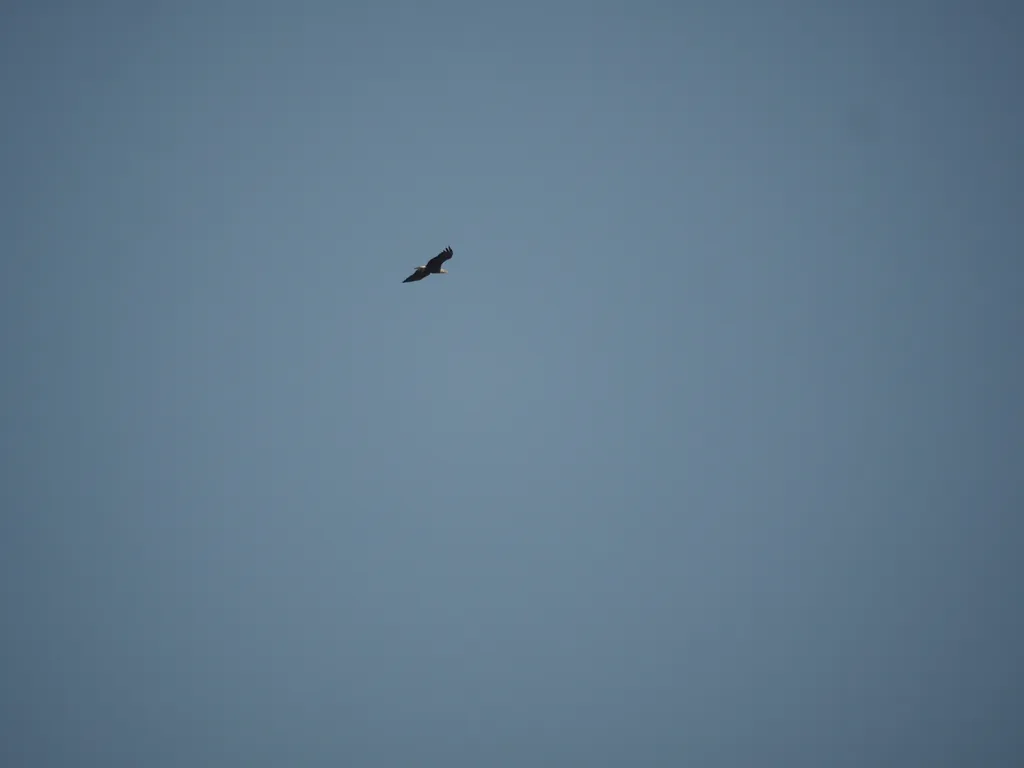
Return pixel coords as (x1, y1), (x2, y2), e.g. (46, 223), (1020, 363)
(425, 246), (453, 272)
(402, 268), (429, 283)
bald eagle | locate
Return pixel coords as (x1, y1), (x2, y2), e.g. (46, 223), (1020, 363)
(403, 246), (453, 283)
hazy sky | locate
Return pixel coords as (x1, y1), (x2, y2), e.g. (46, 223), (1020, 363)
(3, 1), (1022, 765)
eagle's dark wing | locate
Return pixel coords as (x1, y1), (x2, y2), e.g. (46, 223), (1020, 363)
(425, 246), (454, 273)
(403, 268), (429, 283)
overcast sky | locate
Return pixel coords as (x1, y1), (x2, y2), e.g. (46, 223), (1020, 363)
(3, 1), (1022, 765)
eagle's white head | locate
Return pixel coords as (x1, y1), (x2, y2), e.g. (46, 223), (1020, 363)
(439, 268), (448, 274)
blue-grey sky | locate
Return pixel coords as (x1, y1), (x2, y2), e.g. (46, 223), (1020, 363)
(3, 1), (1022, 765)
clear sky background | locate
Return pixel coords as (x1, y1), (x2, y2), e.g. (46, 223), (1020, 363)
(2, 1), (1022, 765)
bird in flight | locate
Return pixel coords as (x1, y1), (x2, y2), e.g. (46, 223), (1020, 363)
(403, 246), (454, 283)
